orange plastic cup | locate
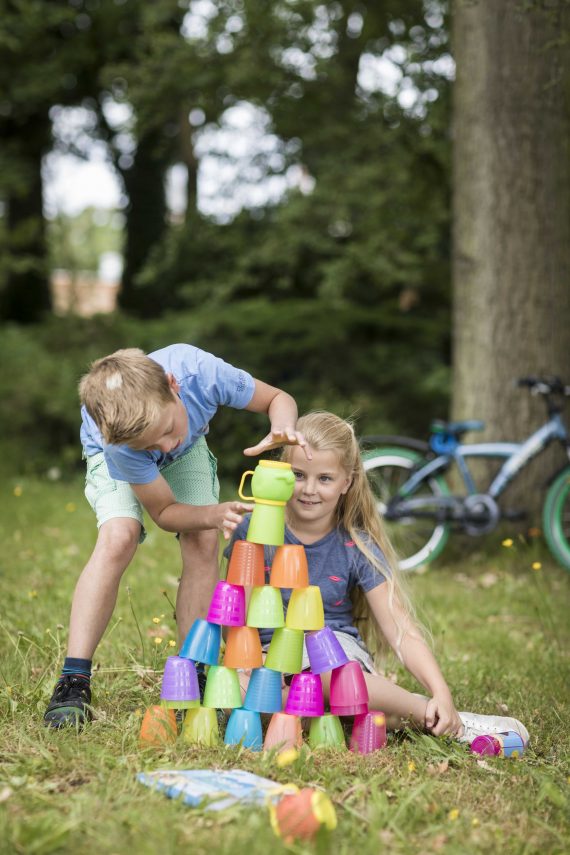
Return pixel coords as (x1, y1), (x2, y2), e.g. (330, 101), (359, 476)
(270, 545), (309, 589)
(139, 704), (177, 748)
(223, 625), (263, 669)
(263, 712), (303, 753)
(271, 788), (337, 842)
(226, 540), (266, 587)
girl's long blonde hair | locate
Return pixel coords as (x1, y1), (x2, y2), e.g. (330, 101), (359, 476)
(282, 411), (422, 664)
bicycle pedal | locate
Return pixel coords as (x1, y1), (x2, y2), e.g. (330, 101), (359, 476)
(502, 509), (527, 521)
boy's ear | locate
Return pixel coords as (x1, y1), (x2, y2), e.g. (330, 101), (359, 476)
(166, 373), (180, 394)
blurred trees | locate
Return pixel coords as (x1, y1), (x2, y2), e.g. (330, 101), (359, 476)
(0, 1), (454, 474)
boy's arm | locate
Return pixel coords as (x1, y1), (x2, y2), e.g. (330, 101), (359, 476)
(131, 475), (252, 539)
(365, 584), (463, 736)
(242, 379), (310, 458)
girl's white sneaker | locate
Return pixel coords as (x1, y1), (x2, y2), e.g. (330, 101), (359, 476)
(458, 711), (529, 746)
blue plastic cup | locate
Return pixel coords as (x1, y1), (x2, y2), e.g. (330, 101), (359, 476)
(179, 619), (221, 666)
(243, 666), (283, 713)
(224, 707), (263, 751)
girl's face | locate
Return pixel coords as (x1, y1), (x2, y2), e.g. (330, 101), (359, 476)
(288, 445), (352, 530)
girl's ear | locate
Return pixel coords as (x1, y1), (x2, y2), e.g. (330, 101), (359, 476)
(166, 373), (180, 394)
(341, 473), (353, 495)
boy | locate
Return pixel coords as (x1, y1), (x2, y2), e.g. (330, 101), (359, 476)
(44, 344), (307, 728)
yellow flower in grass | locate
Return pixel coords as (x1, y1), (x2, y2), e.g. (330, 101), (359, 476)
(407, 761), (416, 772)
(472, 818), (479, 827)
(13, 486), (23, 497)
(152, 617), (160, 624)
(65, 502), (76, 513)
(154, 637), (163, 645)
(532, 562), (542, 571)
(502, 538), (513, 547)
(168, 640), (176, 647)
(448, 808), (460, 821)
(27, 590), (38, 599)
(276, 748), (299, 767)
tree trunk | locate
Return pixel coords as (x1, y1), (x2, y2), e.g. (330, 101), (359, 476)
(451, 0), (570, 521)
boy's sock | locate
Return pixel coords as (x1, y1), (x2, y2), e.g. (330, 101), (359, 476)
(61, 657), (92, 680)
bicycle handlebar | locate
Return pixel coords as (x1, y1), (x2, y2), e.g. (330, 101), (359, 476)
(516, 376), (570, 396)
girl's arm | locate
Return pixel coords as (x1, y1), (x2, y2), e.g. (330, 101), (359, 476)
(365, 584), (463, 736)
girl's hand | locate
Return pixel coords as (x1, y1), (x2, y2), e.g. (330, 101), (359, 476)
(211, 501), (254, 540)
(243, 428), (311, 459)
(425, 694), (463, 737)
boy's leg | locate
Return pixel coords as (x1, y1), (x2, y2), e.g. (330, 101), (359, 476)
(177, 529), (220, 643)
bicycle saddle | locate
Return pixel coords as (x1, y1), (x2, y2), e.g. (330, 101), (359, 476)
(430, 420), (485, 437)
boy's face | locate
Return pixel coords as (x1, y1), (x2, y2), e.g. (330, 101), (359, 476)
(130, 376), (189, 454)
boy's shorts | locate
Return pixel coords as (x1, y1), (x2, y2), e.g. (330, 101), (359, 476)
(84, 436), (220, 543)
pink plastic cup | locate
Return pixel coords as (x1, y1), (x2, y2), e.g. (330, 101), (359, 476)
(284, 672), (324, 717)
(470, 735), (502, 756)
(329, 661), (369, 711)
(350, 710), (387, 754)
(206, 581), (246, 627)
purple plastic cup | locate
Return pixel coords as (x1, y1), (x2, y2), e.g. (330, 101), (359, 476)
(243, 666), (283, 713)
(160, 656), (200, 706)
(284, 672), (324, 717)
(206, 581), (246, 627)
(350, 710), (387, 754)
(305, 627), (349, 674)
(329, 661), (369, 710)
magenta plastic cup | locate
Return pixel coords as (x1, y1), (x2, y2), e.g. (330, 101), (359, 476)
(470, 735), (501, 756)
(329, 661), (369, 710)
(206, 581), (246, 627)
(160, 656), (200, 709)
(224, 708), (263, 751)
(350, 710), (387, 754)
(284, 672), (324, 717)
(305, 627), (349, 674)
(179, 619), (221, 665)
(243, 666), (283, 713)
(330, 701), (369, 717)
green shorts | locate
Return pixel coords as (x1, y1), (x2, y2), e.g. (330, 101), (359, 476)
(84, 436), (220, 543)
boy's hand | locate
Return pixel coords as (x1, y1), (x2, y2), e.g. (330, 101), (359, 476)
(425, 694), (463, 737)
(243, 428), (311, 459)
(212, 501), (254, 540)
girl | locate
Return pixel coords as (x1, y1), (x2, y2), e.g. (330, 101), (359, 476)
(227, 412), (528, 744)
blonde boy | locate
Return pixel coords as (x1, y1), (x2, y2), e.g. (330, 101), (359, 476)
(45, 344), (307, 727)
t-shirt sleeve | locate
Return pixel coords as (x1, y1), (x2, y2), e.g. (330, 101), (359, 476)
(193, 348), (255, 410)
(352, 539), (389, 593)
(104, 445), (160, 485)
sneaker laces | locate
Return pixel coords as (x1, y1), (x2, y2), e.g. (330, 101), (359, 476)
(53, 674), (91, 702)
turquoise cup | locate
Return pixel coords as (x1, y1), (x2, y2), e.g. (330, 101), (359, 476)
(224, 708), (263, 751)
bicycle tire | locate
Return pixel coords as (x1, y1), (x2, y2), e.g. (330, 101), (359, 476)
(362, 447), (451, 572)
(543, 466), (570, 572)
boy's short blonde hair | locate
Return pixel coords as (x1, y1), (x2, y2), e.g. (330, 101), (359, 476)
(79, 348), (174, 445)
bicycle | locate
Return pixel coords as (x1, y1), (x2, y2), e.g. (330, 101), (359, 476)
(361, 376), (570, 572)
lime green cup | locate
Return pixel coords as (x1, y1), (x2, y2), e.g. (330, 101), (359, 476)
(285, 586), (325, 631)
(182, 707), (220, 746)
(239, 461), (296, 546)
(247, 586), (285, 628)
(203, 665), (243, 709)
(308, 714), (346, 750)
(265, 627), (304, 673)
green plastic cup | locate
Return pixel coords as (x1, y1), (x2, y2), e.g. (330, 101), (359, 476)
(246, 503), (286, 547)
(308, 714), (346, 750)
(285, 586), (325, 631)
(246, 586), (285, 628)
(202, 665), (243, 709)
(265, 627), (304, 673)
(182, 706), (220, 746)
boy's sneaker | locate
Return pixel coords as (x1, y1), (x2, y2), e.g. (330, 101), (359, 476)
(44, 675), (93, 729)
(458, 711), (529, 746)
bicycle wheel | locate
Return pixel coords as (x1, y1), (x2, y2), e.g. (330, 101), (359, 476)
(362, 447), (451, 571)
(543, 466), (570, 572)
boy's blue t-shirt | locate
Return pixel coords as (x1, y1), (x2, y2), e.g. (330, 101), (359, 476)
(80, 344), (255, 484)
(225, 516), (387, 645)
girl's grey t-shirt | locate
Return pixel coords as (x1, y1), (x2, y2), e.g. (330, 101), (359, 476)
(226, 517), (387, 645)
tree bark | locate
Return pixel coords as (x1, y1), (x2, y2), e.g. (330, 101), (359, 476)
(451, 0), (570, 520)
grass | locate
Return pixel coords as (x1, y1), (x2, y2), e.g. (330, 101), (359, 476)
(0, 473), (569, 854)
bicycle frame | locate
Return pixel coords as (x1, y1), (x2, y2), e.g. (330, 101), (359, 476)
(397, 413), (569, 501)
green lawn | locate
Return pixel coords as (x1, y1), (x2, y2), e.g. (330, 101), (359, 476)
(1, 474), (569, 854)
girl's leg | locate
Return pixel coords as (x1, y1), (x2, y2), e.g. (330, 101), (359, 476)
(320, 670), (428, 731)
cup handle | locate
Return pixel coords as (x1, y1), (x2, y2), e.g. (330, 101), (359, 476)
(238, 471), (255, 501)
